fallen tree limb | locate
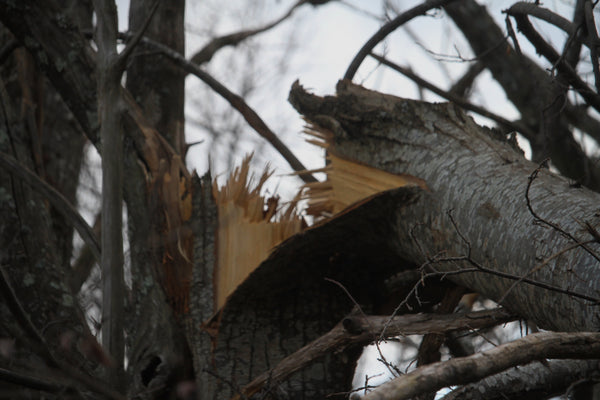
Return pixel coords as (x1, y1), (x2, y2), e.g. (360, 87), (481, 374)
(288, 80), (600, 332)
(236, 308), (515, 399)
(363, 332), (600, 400)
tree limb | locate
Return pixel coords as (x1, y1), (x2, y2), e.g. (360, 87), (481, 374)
(364, 332), (600, 400)
(440, 359), (600, 400)
(119, 32), (316, 183)
(369, 52), (536, 140)
(0, 151), (100, 262)
(91, 0), (125, 387)
(344, 0), (458, 81)
(189, 0), (307, 65)
(236, 308), (515, 399)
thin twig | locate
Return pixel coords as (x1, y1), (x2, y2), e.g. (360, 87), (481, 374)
(525, 159), (600, 263)
(497, 239), (595, 304)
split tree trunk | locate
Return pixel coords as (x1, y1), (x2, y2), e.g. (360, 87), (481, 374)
(289, 80), (600, 332)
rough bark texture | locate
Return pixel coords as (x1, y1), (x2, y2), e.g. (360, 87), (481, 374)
(185, 173), (399, 399)
(127, 0), (185, 155)
(123, 1), (193, 396)
(289, 80), (600, 332)
(0, 30), (92, 373)
(441, 359), (600, 400)
(444, 0), (600, 191)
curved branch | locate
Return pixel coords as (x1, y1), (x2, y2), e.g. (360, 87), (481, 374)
(0, 151), (100, 262)
(190, 0), (307, 65)
(236, 308), (515, 400)
(364, 332), (600, 400)
(120, 33), (316, 183)
(343, 0), (458, 81)
(505, 5), (600, 112)
(369, 52), (537, 140)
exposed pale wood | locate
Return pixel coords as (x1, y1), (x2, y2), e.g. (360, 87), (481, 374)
(303, 124), (427, 217)
(213, 155), (304, 309)
(289, 79), (600, 332)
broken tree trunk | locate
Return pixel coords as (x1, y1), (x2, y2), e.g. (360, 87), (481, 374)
(289, 80), (600, 332)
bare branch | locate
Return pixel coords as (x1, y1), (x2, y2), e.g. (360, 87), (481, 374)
(91, 0), (125, 386)
(505, 4), (600, 112)
(0, 151), (100, 262)
(115, 0), (159, 70)
(0, 38), (18, 64)
(440, 359), (600, 400)
(364, 332), (600, 400)
(344, 0), (458, 81)
(235, 308), (514, 399)
(369, 52), (537, 140)
(583, 1), (600, 92)
(190, 0), (306, 65)
(117, 32), (316, 183)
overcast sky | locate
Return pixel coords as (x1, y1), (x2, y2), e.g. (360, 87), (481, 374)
(111, 0), (580, 203)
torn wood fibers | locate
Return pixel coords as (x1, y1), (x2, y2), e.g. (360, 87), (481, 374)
(211, 127), (426, 310)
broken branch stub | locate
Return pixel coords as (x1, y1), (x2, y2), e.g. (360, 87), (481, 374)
(289, 80), (600, 332)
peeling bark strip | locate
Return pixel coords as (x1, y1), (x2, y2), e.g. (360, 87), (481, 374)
(289, 80), (600, 332)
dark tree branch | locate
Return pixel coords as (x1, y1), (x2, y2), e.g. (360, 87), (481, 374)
(583, 1), (600, 92)
(505, 4), (600, 112)
(190, 0), (307, 65)
(0, 367), (64, 393)
(445, 0), (600, 192)
(369, 52), (537, 140)
(115, 0), (159, 70)
(440, 359), (600, 400)
(236, 308), (515, 399)
(0, 37), (18, 64)
(344, 0), (458, 81)
(448, 61), (485, 98)
(91, 0), (125, 387)
(0, 151), (100, 262)
(118, 32), (316, 183)
(364, 332), (600, 400)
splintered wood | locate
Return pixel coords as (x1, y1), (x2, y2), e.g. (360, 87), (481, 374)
(212, 155), (304, 309)
(301, 123), (427, 218)
(212, 126), (425, 311)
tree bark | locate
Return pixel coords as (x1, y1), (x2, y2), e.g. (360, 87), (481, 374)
(440, 359), (600, 400)
(289, 80), (600, 332)
(444, 0), (600, 191)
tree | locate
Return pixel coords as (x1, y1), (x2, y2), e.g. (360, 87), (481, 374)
(0, 1), (599, 399)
